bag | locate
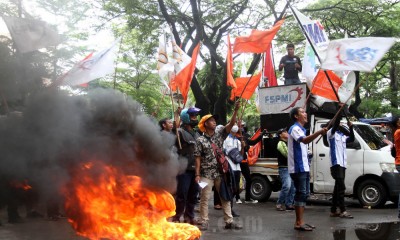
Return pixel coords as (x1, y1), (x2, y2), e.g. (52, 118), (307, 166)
(238, 174), (246, 194)
(210, 143), (229, 174)
(219, 175), (233, 201)
(391, 145), (396, 158)
(227, 148), (243, 164)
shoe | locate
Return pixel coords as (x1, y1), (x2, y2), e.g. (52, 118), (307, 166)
(245, 199), (258, 204)
(232, 210), (240, 217)
(199, 222), (209, 230)
(294, 224), (313, 231)
(236, 199), (243, 204)
(183, 218), (195, 225)
(285, 205), (295, 211)
(339, 211), (353, 219)
(225, 222), (243, 229)
(276, 204), (285, 211)
(214, 205), (222, 210)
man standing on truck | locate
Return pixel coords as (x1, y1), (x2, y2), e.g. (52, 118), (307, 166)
(288, 107), (327, 231)
(278, 43), (302, 85)
(327, 117), (355, 219)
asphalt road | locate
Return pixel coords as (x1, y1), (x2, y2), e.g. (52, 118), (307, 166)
(0, 193), (399, 240)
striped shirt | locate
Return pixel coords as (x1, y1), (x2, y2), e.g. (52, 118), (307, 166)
(327, 129), (348, 168)
(288, 122), (309, 173)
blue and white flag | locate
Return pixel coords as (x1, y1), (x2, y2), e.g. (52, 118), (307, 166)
(321, 37), (396, 72)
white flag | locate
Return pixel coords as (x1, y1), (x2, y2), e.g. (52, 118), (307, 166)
(2, 16), (61, 53)
(303, 41), (319, 83)
(291, 7), (329, 60)
(60, 38), (120, 86)
(157, 34), (174, 90)
(321, 37), (396, 72)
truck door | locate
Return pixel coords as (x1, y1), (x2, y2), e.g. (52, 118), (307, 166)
(313, 122), (333, 193)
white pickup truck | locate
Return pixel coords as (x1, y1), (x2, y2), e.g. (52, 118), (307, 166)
(249, 84), (400, 207)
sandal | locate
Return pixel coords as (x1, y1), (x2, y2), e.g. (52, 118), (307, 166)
(339, 211), (353, 219)
(214, 205), (222, 210)
(305, 223), (316, 229)
(294, 224), (313, 231)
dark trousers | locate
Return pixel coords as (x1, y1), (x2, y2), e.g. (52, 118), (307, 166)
(232, 170), (241, 201)
(331, 165), (346, 213)
(173, 171), (199, 221)
(240, 162), (252, 201)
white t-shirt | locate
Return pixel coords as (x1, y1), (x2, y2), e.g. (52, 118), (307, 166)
(223, 134), (241, 171)
(327, 129), (348, 168)
(288, 122), (309, 173)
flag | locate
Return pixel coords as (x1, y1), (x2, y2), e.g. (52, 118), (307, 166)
(60, 38), (120, 86)
(303, 41), (319, 83)
(291, 7), (329, 59)
(230, 72), (262, 101)
(263, 44), (277, 87)
(226, 34), (237, 88)
(233, 19), (284, 54)
(321, 37), (396, 72)
(247, 128), (262, 165)
(311, 70), (343, 101)
(157, 33), (174, 90)
(173, 43), (200, 104)
(2, 16), (61, 53)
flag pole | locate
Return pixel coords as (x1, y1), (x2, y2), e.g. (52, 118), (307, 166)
(113, 36), (124, 90)
(289, 4), (350, 121)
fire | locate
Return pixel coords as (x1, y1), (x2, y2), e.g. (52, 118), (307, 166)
(11, 179), (32, 190)
(64, 161), (201, 240)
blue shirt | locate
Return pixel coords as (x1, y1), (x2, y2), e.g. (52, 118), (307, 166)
(288, 122), (309, 173)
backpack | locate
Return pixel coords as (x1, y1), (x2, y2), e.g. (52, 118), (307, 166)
(227, 148), (244, 164)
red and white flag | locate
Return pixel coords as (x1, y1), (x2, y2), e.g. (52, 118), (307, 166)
(2, 16), (61, 53)
(60, 38), (120, 86)
(263, 44), (277, 87)
(226, 34), (237, 88)
(321, 37), (396, 72)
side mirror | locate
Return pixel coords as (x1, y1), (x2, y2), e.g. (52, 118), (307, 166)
(347, 140), (361, 150)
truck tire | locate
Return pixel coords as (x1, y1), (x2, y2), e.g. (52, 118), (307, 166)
(250, 175), (272, 202)
(357, 179), (387, 208)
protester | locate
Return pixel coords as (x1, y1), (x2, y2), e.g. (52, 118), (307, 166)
(194, 101), (242, 230)
(391, 116), (400, 218)
(239, 122), (264, 204)
(223, 124), (243, 217)
(278, 43), (302, 85)
(213, 125), (226, 210)
(172, 107), (202, 225)
(288, 107), (327, 231)
(276, 128), (295, 211)
(159, 118), (173, 132)
(327, 117), (355, 218)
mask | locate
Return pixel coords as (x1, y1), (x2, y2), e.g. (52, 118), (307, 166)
(189, 120), (199, 127)
(231, 125), (239, 133)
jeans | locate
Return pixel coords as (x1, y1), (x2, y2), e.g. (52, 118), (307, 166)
(277, 167), (295, 207)
(173, 171), (199, 221)
(331, 165), (346, 213)
(284, 78), (301, 85)
(290, 172), (310, 207)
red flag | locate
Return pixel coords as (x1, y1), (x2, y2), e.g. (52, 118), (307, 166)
(230, 72), (262, 101)
(174, 43), (200, 104)
(263, 44), (277, 87)
(311, 70), (343, 101)
(233, 19), (284, 54)
(226, 34), (237, 88)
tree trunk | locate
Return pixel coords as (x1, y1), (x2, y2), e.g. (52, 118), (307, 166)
(389, 60), (398, 111)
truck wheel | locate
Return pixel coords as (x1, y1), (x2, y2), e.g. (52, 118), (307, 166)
(357, 179), (387, 208)
(250, 175), (272, 202)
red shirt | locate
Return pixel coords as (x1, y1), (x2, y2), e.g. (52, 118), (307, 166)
(394, 129), (400, 165)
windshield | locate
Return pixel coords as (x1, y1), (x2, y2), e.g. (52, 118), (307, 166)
(354, 124), (388, 150)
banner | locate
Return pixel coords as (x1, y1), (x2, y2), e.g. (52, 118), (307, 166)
(3, 16), (61, 53)
(157, 33), (174, 90)
(233, 19), (284, 54)
(60, 38), (120, 86)
(321, 37), (396, 72)
(258, 84), (307, 114)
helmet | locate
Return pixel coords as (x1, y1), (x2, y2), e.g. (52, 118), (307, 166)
(180, 109), (191, 124)
(187, 107), (201, 115)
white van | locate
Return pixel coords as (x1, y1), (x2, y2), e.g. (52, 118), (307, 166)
(249, 84), (400, 207)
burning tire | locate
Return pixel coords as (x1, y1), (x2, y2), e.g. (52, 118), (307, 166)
(250, 175), (272, 202)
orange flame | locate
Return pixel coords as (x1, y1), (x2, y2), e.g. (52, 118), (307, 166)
(64, 161), (201, 240)
(10, 179), (32, 191)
